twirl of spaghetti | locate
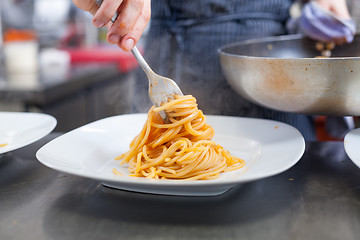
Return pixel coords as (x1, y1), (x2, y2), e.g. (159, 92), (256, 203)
(115, 95), (245, 180)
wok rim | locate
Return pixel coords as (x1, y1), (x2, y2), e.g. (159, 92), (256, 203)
(217, 33), (360, 61)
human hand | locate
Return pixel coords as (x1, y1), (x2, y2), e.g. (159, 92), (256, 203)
(72, 0), (151, 51)
(315, 0), (351, 20)
(299, 0), (356, 44)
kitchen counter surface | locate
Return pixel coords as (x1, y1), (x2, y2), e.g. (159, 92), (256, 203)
(0, 133), (359, 240)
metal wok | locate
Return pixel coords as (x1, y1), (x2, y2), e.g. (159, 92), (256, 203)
(218, 34), (360, 116)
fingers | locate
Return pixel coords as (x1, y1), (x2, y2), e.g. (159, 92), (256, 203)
(119, 0), (151, 51)
(334, 37), (347, 45)
(107, 0), (144, 44)
(331, 4), (351, 20)
(74, 0), (151, 51)
(107, 0), (151, 51)
(93, 0), (123, 27)
(316, 0), (351, 19)
(72, 0), (99, 15)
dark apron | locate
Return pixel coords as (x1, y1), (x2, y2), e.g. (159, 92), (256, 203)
(132, 0), (316, 140)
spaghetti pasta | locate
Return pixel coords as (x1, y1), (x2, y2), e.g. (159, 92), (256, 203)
(115, 95), (245, 180)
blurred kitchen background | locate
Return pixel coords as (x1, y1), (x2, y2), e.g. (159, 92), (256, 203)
(0, 0), (141, 132)
(0, 0), (359, 133)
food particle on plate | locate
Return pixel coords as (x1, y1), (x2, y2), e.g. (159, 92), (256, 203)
(112, 168), (123, 176)
(0, 143), (8, 147)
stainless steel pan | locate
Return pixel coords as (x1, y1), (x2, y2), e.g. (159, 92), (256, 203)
(218, 34), (360, 116)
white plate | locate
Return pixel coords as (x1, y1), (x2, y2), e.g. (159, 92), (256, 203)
(36, 114), (305, 196)
(0, 112), (57, 155)
(344, 128), (360, 168)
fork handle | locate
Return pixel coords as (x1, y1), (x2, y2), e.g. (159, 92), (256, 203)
(131, 46), (155, 78)
(95, 1), (154, 78)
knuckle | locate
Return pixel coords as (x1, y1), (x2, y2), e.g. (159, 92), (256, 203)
(141, 11), (151, 22)
(116, 22), (130, 34)
(133, 25), (142, 34)
(103, 0), (114, 8)
(132, 0), (144, 9)
(105, 12), (116, 21)
(110, 22), (129, 37)
(140, 7), (151, 22)
(95, 10), (111, 21)
(89, 5), (99, 15)
(99, 1), (118, 20)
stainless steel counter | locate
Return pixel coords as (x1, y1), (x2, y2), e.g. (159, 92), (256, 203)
(1, 133), (360, 240)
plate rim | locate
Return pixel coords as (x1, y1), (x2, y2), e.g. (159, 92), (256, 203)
(36, 114), (305, 188)
(344, 128), (360, 167)
(0, 111), (57, 154)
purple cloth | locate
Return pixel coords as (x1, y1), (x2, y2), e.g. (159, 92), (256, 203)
(299, 2), (356, 43)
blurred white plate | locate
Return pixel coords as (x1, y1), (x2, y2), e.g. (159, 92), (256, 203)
(344, 128), (360, 168)
(0, 112), (57, 155)
(36, 114), (305, 196)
